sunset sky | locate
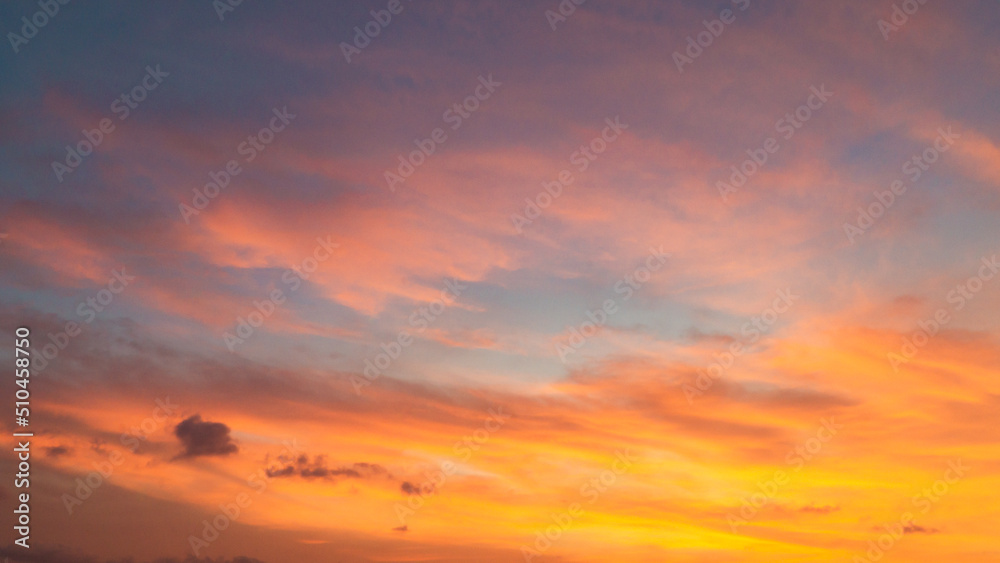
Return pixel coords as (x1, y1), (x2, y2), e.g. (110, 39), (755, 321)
(1, 1), (999, 562)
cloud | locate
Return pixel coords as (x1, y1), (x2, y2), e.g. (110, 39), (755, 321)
(400, 481), (436, 496)
(265, 454), (386, 480)
(44, 445), (71, 458)
(392, 525), (408, 532)
(172, 414), (239, 459)
(903, 524), (940, 534)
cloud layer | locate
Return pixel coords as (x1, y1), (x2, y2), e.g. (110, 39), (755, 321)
(0, 0), (998, 562)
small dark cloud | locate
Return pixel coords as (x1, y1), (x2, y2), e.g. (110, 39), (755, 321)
(173, 414), (238, 459)
(265, 454), (385, 481)
(392, 525), (408, 532)
(265, 465), (296, 478)
(45, 445), (72, 458)
(400, 481), (435, 496)
(904, 524), (940, 534)
(800, 505), (839, 514)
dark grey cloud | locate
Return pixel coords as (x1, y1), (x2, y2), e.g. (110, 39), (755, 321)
(44, 445), (71, 458)
(173, 414), (238, 459)
(265, 454), (385, 480)
(400, 481), (436, 497)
